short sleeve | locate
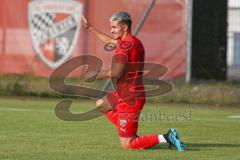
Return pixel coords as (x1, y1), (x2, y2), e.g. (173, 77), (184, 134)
(113, 40), (132, 64)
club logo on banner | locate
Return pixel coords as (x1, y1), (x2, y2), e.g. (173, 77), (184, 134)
(28, 0), (83, 69)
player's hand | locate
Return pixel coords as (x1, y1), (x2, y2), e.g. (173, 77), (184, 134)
(81, 14), (91, 30)
(84, 71), (97, 82)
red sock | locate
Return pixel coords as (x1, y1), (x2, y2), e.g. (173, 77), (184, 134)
(105, 110), (118, 127)
(129, 135), (159, 149)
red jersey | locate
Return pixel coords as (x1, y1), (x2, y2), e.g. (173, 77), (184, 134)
(113, 35), (145, 104)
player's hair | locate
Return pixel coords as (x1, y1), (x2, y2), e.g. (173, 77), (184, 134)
(109, 11), (132, 30)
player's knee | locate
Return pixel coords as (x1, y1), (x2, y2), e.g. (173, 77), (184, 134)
(96, 99), (108, 113)
(96, 98), (113, 113)
(96, 99), (104, 108)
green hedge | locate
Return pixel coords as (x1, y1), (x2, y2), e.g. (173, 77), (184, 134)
(0, 75), (239, 106)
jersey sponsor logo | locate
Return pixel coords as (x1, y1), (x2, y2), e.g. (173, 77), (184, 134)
(28, 0), (83, 68)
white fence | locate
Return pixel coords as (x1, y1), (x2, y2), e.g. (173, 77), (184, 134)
(228, 0), (240, 80)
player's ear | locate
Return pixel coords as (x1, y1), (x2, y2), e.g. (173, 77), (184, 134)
(123, 24), (128, 32)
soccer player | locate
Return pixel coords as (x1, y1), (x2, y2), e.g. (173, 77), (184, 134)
(81, 12), (184, 151)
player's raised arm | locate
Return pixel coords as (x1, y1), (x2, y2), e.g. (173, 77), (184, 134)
(81, 14), (116, 45)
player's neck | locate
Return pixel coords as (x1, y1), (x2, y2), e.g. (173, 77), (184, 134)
(121, 32), (131, 40)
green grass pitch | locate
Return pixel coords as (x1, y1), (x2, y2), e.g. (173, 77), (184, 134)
(0, 97), (240, 160)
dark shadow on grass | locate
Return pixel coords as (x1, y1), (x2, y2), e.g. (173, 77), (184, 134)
(148, 143), (240, 151)
(149, 144), (169, 150)
(186, 143), (240, 152)
(186, 143), (240, 148)
(148, 144), (200, 151)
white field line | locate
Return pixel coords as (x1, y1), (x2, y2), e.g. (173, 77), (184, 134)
(0, 107), (52, 113)
(227, 115), (240, 119)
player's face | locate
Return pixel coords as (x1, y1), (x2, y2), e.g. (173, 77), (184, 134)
(110, 21), (127, 40)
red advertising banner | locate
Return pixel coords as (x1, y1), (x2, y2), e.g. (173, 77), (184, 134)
(0, 0), (186, 79)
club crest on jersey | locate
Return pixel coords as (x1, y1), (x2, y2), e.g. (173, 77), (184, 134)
(120, 119), (127, 128)
(28, 0), (83, 68)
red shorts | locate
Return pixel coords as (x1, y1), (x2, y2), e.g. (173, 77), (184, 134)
(107, 92), (145, 137)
